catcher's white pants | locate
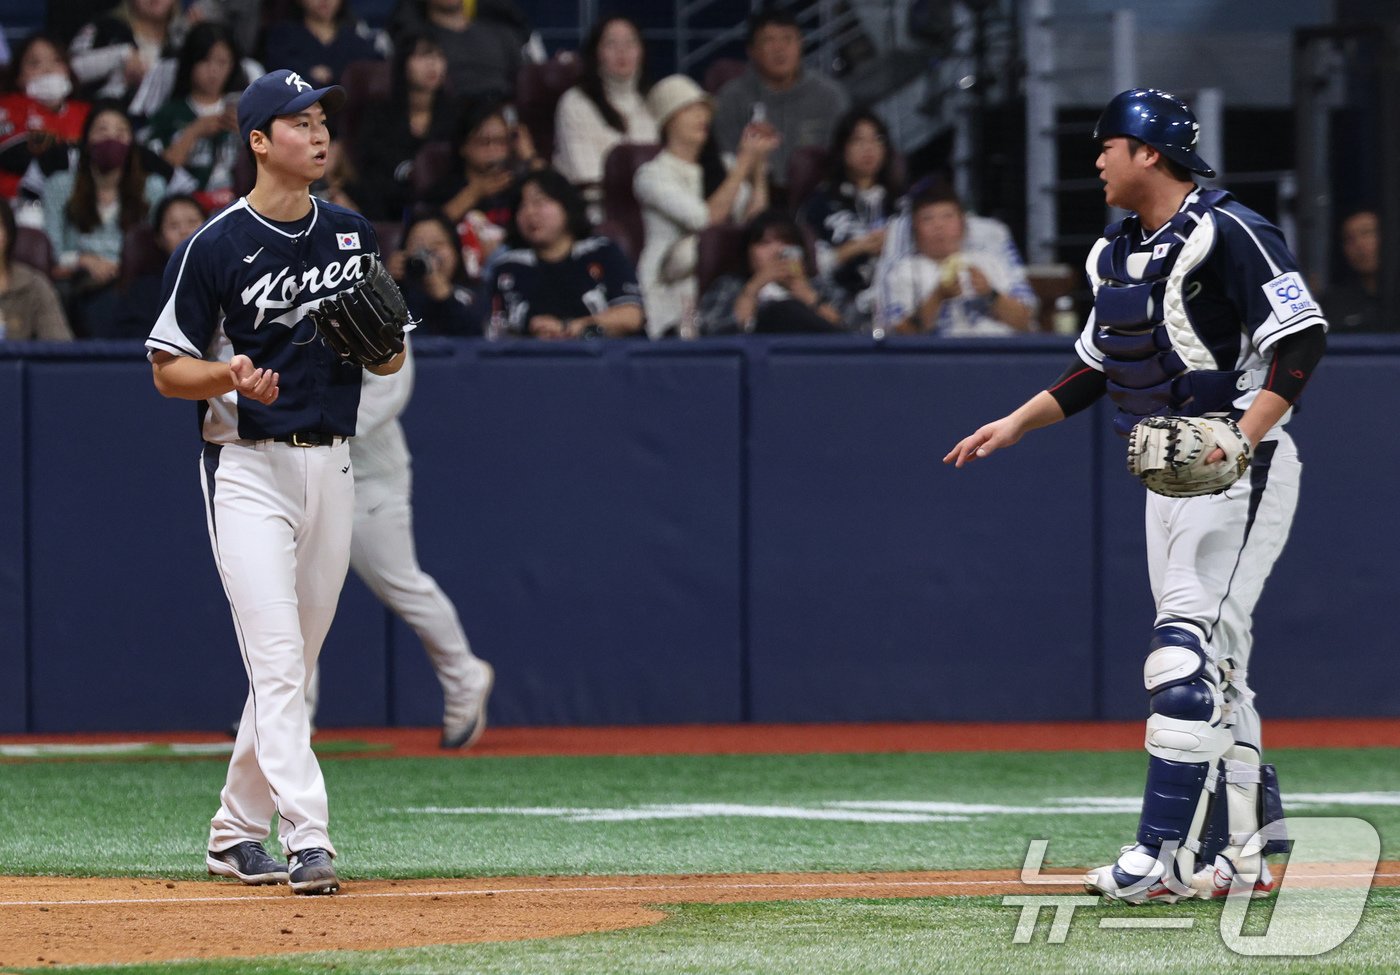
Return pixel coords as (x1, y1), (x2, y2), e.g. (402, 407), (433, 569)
(1145, 431), (1301, 752)
(201, 439), (353, 857)
(348, 466), (478, 709)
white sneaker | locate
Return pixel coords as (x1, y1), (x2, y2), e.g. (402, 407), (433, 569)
(1084, 844), (1191, 905)
(441, 660), (494, 750)
(1190, 854), (1275, 900)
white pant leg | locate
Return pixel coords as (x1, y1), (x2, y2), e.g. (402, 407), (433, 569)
(349, 469), (477, 704)
(1144, 433), (1301, 752)
(203, 441), (352, 856)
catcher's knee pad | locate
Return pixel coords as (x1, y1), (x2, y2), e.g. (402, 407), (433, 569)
(1135, 622), (1232, 862)
(1143, 621), (1227, 761)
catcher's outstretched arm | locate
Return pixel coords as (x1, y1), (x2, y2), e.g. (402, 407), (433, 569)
(943, 390), (1066, 468)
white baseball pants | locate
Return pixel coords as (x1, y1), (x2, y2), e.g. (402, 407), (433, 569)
(1145, 431), (1301, 752)
(200, 439), (353, 857)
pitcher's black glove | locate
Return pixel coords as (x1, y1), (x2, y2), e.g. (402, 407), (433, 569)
(306, 254), (408, 367)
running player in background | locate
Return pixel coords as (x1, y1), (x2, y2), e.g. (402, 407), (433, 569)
(146, 68), (405, 895)
(945, 88), (1326, 904)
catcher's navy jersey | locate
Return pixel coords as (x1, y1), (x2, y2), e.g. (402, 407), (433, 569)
(145, 195), (378, 443)
(1074, 188), (1327, 421)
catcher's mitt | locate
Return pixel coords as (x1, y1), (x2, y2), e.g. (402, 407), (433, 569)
(1126, 415), (1253, 498)
(306, 254), (409, 367)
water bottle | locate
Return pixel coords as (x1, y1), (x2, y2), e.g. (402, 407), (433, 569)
(1052, 295), (1078, 335)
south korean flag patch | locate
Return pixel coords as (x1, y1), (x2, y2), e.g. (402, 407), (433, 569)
(1262, 270), (1317, 325)
(337, 232), (361, 251)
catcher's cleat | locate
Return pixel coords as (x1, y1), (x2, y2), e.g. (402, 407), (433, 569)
(442, 660), (495, 750)
(1084, 844), (1191, 905)
(1190, 854), (1275, 900)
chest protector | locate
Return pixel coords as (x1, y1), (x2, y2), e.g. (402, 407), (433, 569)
(1091, 189), (1246, 436)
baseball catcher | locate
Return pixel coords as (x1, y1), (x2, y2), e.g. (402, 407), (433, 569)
(307, 254), (412, 367)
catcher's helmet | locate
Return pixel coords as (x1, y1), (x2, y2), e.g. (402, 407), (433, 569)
(1094, 88), (1216, 179)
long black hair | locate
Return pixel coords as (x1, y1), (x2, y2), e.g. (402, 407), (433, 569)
(389, 30), (444, 103)
(825, 108), (900, 197)
(66, 101), (150, 234)
(577, 15), (650, 135)
(171, 22), (244, 101)
(509, 167), (593, 248)
(0, 196), (16, 268)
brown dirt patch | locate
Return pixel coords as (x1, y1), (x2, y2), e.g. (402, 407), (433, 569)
(3, 864), (1397, 968)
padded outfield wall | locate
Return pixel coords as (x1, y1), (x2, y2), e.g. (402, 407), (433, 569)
(0, 335), (1394, 733)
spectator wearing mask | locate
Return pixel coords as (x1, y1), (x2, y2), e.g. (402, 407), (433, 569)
(69, 0), (187, 107)
(142, 23), (244, 211)
(385, 210), (485, 336)
(552, 15), (656, 223)
(0, 196), (73, 340)
(0, 35), (91, 200)
(633, 74), (775, 337)
(699, 208), (842, 335)
(879, 183), (1036, 337)
(43, 100), (167, 336)
(487, 168), (642, 339)
(263, 0), (388, 90)
(354, 31), (458, 222)
(712, 7), (850, 194)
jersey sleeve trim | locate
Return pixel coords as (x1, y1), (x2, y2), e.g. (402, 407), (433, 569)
(1256, 313), (1328, 354)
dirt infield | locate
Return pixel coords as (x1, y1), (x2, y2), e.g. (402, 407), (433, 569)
(3, 864), (1397, 968)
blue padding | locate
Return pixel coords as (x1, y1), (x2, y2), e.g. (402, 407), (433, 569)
(1137, 756), (1212, 848)
(745, 350), (1096, 721)
(384, 343), (746, 726)
(0, 360), (25, 731)
(1150, 681), (1215, 721)
(1093, 282), (1164, 328)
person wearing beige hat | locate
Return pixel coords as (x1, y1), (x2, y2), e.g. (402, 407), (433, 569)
(633, 73), (778, 337)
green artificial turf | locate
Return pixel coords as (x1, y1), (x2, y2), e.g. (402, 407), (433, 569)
(1, 748), (1397, 878)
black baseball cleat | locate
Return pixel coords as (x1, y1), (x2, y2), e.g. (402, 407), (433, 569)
(206, 841), (289, 885)
(288, 847), (340, 895)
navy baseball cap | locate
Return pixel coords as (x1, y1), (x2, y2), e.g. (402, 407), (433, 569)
(238, 69), (347, 144)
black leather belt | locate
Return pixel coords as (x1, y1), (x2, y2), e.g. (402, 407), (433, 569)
(274, 432), (343, 447)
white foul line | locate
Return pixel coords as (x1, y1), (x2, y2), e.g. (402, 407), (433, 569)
(2, 872), (1396, 910)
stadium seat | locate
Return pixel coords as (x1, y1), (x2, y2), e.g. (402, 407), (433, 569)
(695, 223), (746, 296)
(593, 217), (636, 263)
(119, 223), (164, 287)
(601, 142), (661, 264)
(338, 59), (393, 151)
(702, 58), (746, 94)
(515, 52), (582, 162)
(784, 146), (829, 214)
(12, 227), (53, 276)
(412, 140), (457, 201)
(373, 220), (404, 255)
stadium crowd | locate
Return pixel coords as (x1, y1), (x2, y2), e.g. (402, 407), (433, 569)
(0, 0), (1389, 342)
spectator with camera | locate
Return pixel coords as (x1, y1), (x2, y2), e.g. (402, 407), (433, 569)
(487, 168), (642, 339)
(698, 208), (842, 334)
(386, 210), (485, 336)
(421, 98), (538, 278)
(712, 6), (850, 195)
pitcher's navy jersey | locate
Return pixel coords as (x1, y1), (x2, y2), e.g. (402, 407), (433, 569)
(1073, 188), (1327, 421)
(145, 196), (378, 443)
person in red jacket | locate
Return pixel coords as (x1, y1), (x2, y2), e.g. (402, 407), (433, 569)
(0, 34), (91, 199)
